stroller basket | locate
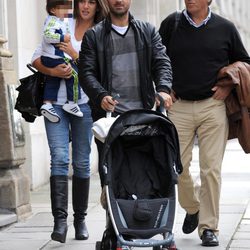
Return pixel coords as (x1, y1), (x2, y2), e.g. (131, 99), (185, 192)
(112, 197), (176, 239)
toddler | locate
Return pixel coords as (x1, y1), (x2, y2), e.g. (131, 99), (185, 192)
(40, 0), (83, 123)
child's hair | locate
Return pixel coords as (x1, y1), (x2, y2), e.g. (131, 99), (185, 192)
(46, 0), (72, 15)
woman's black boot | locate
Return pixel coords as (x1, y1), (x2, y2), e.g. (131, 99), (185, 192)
(72, 175), (90, 240)
(50, 175), (68, 243)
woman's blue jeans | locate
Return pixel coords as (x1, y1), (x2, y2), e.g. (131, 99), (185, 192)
(44, 103), (93, 178)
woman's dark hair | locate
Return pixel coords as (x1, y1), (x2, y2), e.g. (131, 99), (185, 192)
(73, 0), (109, 23)
(208, 0), (212, 6)
(46, 0), (72, 15)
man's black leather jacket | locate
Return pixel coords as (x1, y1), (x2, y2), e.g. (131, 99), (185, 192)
(79, 13), (172, 121)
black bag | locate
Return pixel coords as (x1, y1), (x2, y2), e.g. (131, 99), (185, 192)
(15, 64), (45, 122)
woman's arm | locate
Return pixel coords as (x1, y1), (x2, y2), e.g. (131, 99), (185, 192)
(32, 57), (72, 79)
(31, 43), (72, 78)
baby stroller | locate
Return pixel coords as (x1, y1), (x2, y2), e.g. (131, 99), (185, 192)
(96, 108), (183, 250)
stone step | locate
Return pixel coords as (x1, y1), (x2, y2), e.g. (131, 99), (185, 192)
(0, 209), (17, 228)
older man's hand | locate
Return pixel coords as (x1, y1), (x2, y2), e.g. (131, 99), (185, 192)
(156, 92), (173, 110)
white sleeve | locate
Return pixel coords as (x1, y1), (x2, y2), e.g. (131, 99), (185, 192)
(31, 44), (42, 64)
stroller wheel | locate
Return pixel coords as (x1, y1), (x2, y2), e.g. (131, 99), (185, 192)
(153, 246), (162, 250)
(95, 241), (102, 250)
(161, 244), (179, 250)
(101, 228), (117, 250)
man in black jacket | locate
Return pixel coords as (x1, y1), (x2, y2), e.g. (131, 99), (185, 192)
(159, 0), (250, 247)
(79, 0), (173, 186)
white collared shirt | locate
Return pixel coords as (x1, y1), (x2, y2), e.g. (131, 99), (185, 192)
(183, 7), (211, 28)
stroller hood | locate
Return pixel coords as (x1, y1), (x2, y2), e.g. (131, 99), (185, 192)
(101, 109), (183, 175)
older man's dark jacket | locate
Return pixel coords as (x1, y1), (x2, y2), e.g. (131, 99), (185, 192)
(78, 14), (172, 121)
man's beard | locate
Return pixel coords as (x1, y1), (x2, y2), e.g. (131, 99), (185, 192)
(110, 8), (128, 18)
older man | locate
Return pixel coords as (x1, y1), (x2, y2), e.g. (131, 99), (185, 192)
(159, 0), (250, 247)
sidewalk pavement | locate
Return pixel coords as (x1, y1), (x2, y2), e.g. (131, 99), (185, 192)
(0, 139), (250, 250)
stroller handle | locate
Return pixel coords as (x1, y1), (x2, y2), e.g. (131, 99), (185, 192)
(106, 111), (112, 118)
(106, 93), (120, 118)
(155, 92), (167, 116)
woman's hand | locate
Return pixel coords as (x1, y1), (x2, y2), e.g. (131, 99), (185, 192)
(50, 63), (72, 79)
(58, 41), (78, 60)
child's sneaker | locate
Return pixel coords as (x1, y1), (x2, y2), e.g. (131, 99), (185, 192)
(40, 103), (60, 123)
(62, 103), (83, 117)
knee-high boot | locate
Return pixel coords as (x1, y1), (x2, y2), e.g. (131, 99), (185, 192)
(72, 175), (90, 240)
(50, 175), (68, 243)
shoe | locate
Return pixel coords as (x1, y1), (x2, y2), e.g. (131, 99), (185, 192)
(62, 103), (83, 117)
(201, 229), (219, 247)
(40, 104), (60, 123)
(182, 210), (199, 234)
(74, 220), (89, 240)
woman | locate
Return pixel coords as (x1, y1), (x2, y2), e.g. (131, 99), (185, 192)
(32, 0), (109, 243)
